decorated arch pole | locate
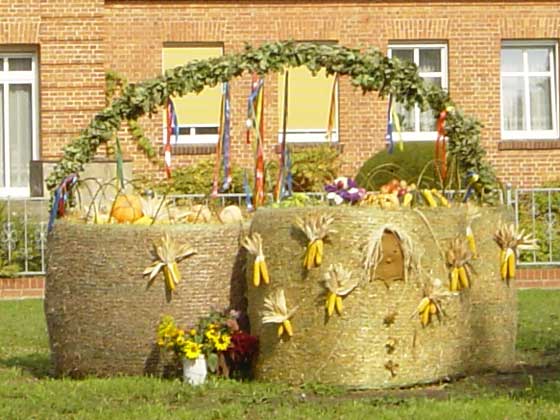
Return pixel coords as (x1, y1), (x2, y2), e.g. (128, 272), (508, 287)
(46, 41), (496, 197)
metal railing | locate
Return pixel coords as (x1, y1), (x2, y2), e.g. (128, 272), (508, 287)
(511, 187), (560, 266)
(0, 197), (49, 276)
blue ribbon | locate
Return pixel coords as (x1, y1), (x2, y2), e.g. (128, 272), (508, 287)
(220, 83), (232, 192)
(243, 171), (254, 211)
(385, 95), (394, 154)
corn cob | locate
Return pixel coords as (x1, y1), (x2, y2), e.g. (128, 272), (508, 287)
(422, 189), (438, 207)
(277, 323), (284, 337)
(416, 297), (430, 314)
(253, 260), (261, 287)
(402, 192), (413, 207)
(421, 305), (431, 326)
(507, 249), (516, 280)
(282, 320), (294, 337)
(429, 302), (437, 314)
(431, 189), (450, 208)
(326, 292), (336, 316)
(458, 266), (470, 288)
(450, 267), (459, 291)
(259, 257), (270, 285)
(315, 239), (324, 266)
(335, 296), (343, 315)
(500, 249), (508, 281)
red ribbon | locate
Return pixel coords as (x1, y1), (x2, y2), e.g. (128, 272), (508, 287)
(435, 110), (448, 181)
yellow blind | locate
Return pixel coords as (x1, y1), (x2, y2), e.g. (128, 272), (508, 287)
(278, 67), (336, 131)
(162, 46), (223, 126)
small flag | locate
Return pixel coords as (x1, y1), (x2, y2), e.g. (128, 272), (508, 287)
(165, 98), (178, 179)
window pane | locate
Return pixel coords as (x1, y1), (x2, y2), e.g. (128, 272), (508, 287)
(0, 86), (3, 187)
(501, 48), (523, 72)
(419, 49), (441, 72)
(529, 77), (553, 130)
(528, 48), (551, 72)
(9, 84), (32, 188)
(395, 102), (415, 131)
(8, 58), (32, 71)
(502, 77), (526, 130)
(420, 77), (441, 131)
(391, 49), (414, 64)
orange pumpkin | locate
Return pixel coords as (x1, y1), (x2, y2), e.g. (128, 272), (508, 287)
(110, 195), (143, 223)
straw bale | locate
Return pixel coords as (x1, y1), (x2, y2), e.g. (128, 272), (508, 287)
(45, 220), (247, 378)
(247, 206), (515, 388)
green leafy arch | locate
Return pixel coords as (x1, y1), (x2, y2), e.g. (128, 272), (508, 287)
(46, 41), (495, 191)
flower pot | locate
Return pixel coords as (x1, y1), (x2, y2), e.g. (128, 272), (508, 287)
(182, 355), (207, 385)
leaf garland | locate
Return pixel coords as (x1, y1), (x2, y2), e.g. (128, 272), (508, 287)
(47, 41), (496, 196)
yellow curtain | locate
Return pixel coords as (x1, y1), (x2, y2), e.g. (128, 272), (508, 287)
(162, 46), (223, 126)
(278, 67), (336, 131)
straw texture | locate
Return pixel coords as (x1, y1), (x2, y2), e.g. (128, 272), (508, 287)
(247, 206), (515, 388)
(45, 220), (247, 377)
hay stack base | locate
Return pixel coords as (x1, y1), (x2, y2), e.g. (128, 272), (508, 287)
(45, 221), (246, 378)
(247, 206), (515, 389)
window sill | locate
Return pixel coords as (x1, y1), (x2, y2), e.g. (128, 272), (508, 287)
(159, 144), (217, 155)
(274, 142), (344, 154)
(498, 140), (560, 151)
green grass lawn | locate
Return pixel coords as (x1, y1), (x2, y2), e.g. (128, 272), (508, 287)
(1, 291), (560, 419)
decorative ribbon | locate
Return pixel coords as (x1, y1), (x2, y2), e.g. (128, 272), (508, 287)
(246, 73), (266, 208)
(165, 98), (179, 179)
(435, 109), (448, 180)
(114, 135), (124, 190)
(385, 96), (394, 154)
(48, 173), (78, 232)
(326, 73), (338, 143)
(211, 83), (232, 196)
(274, 71), (290, 202)
(246, 77), (264, 145)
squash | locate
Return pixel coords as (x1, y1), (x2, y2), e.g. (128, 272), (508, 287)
(110, 195), (143, 223)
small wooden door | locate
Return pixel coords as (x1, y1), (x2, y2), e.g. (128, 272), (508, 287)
(374, 230), (404, 282)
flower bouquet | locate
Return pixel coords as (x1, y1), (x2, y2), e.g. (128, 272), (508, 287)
(324, 177), (366, 205)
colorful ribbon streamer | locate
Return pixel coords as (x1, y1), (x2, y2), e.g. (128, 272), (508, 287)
(246, 74), (266, 208)
(435, 109), (448, 181)
(48, 173), (78, 232)
(165, 98), (179, 179)
(385, 95), (404, 154)
(326, 74), (338, 143)
(212, 83), (232, 196)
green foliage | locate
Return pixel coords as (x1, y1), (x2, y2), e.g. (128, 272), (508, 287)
(141, 159), (247, 195)
(355, 142), (438, 190)
(266, 145), (340, 192)
(48, 41), (496, 199)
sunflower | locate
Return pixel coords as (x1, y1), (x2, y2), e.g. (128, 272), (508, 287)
(213, 334), (231, 352)
(183, 341), (203, 359)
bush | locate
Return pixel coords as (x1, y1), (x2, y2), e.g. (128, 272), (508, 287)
(355, 142), (440, 190)
(266, 145), (341, 192)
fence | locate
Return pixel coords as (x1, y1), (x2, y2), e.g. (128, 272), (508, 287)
(0, 188), (556, 276)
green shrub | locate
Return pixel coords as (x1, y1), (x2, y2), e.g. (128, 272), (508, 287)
(266, 145), (341, 192)
(355, 142), (440, 190)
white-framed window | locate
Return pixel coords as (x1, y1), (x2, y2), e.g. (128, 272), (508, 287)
(500, 41), (559, 140)
(0, 53), (39, 197)
(162, 45), (223, 145)
(388, 43), (448, 141)
(277, 66), (339, 143)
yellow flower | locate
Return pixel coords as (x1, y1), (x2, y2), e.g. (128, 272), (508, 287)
(189, 329), (197, 336)
(176, 336), (185, 346)
(205, 329), (218, 341)
(183, 340), (202, 359)
(213, 334), (231, 351)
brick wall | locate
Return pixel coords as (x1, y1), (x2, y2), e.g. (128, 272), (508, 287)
(0, 277), (44, 299)
(2, 1), (560, 188)
(0, 0), (106, 163)
(102, 1), (560, 187)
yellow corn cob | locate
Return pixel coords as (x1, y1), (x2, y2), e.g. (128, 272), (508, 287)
(303, 245), (310, 268)
(466, 226), (477, 258)
(421, 306), (431, 326)
(416, 297), (430, 314)
(450, 267), (459, 291)
(429, 302), (437, 314)
(305, 241), (317, 269)
(422, 189), (438, 207)
(315, 239), (324, 266)
(259, 259), (270, 284)
(402, 192), (413, 207)
(163, 266), (175, 291)
(335, 295), (343, 315)
(507, 250), (516, 280)
(253, 260), (261, 287)
(458, 266), (470, 289)
(283, 319), (293, 337)
(500, 249), (508, 281)
(277, 323), (284, 337)
(326, 292), (336, 316)
(170, 262), (181, 285)
(431, 189), (450, 208)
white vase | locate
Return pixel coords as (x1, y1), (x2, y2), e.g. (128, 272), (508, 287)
(182, 355), (207, 385)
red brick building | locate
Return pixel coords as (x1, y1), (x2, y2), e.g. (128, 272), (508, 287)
(1, 1), (560, 197)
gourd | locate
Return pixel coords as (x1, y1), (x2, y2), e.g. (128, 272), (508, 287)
(110, 195), (143, 223)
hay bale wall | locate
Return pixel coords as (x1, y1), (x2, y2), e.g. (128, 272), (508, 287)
(247, 206), (515, 388)
(45, 221), (247, 377)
